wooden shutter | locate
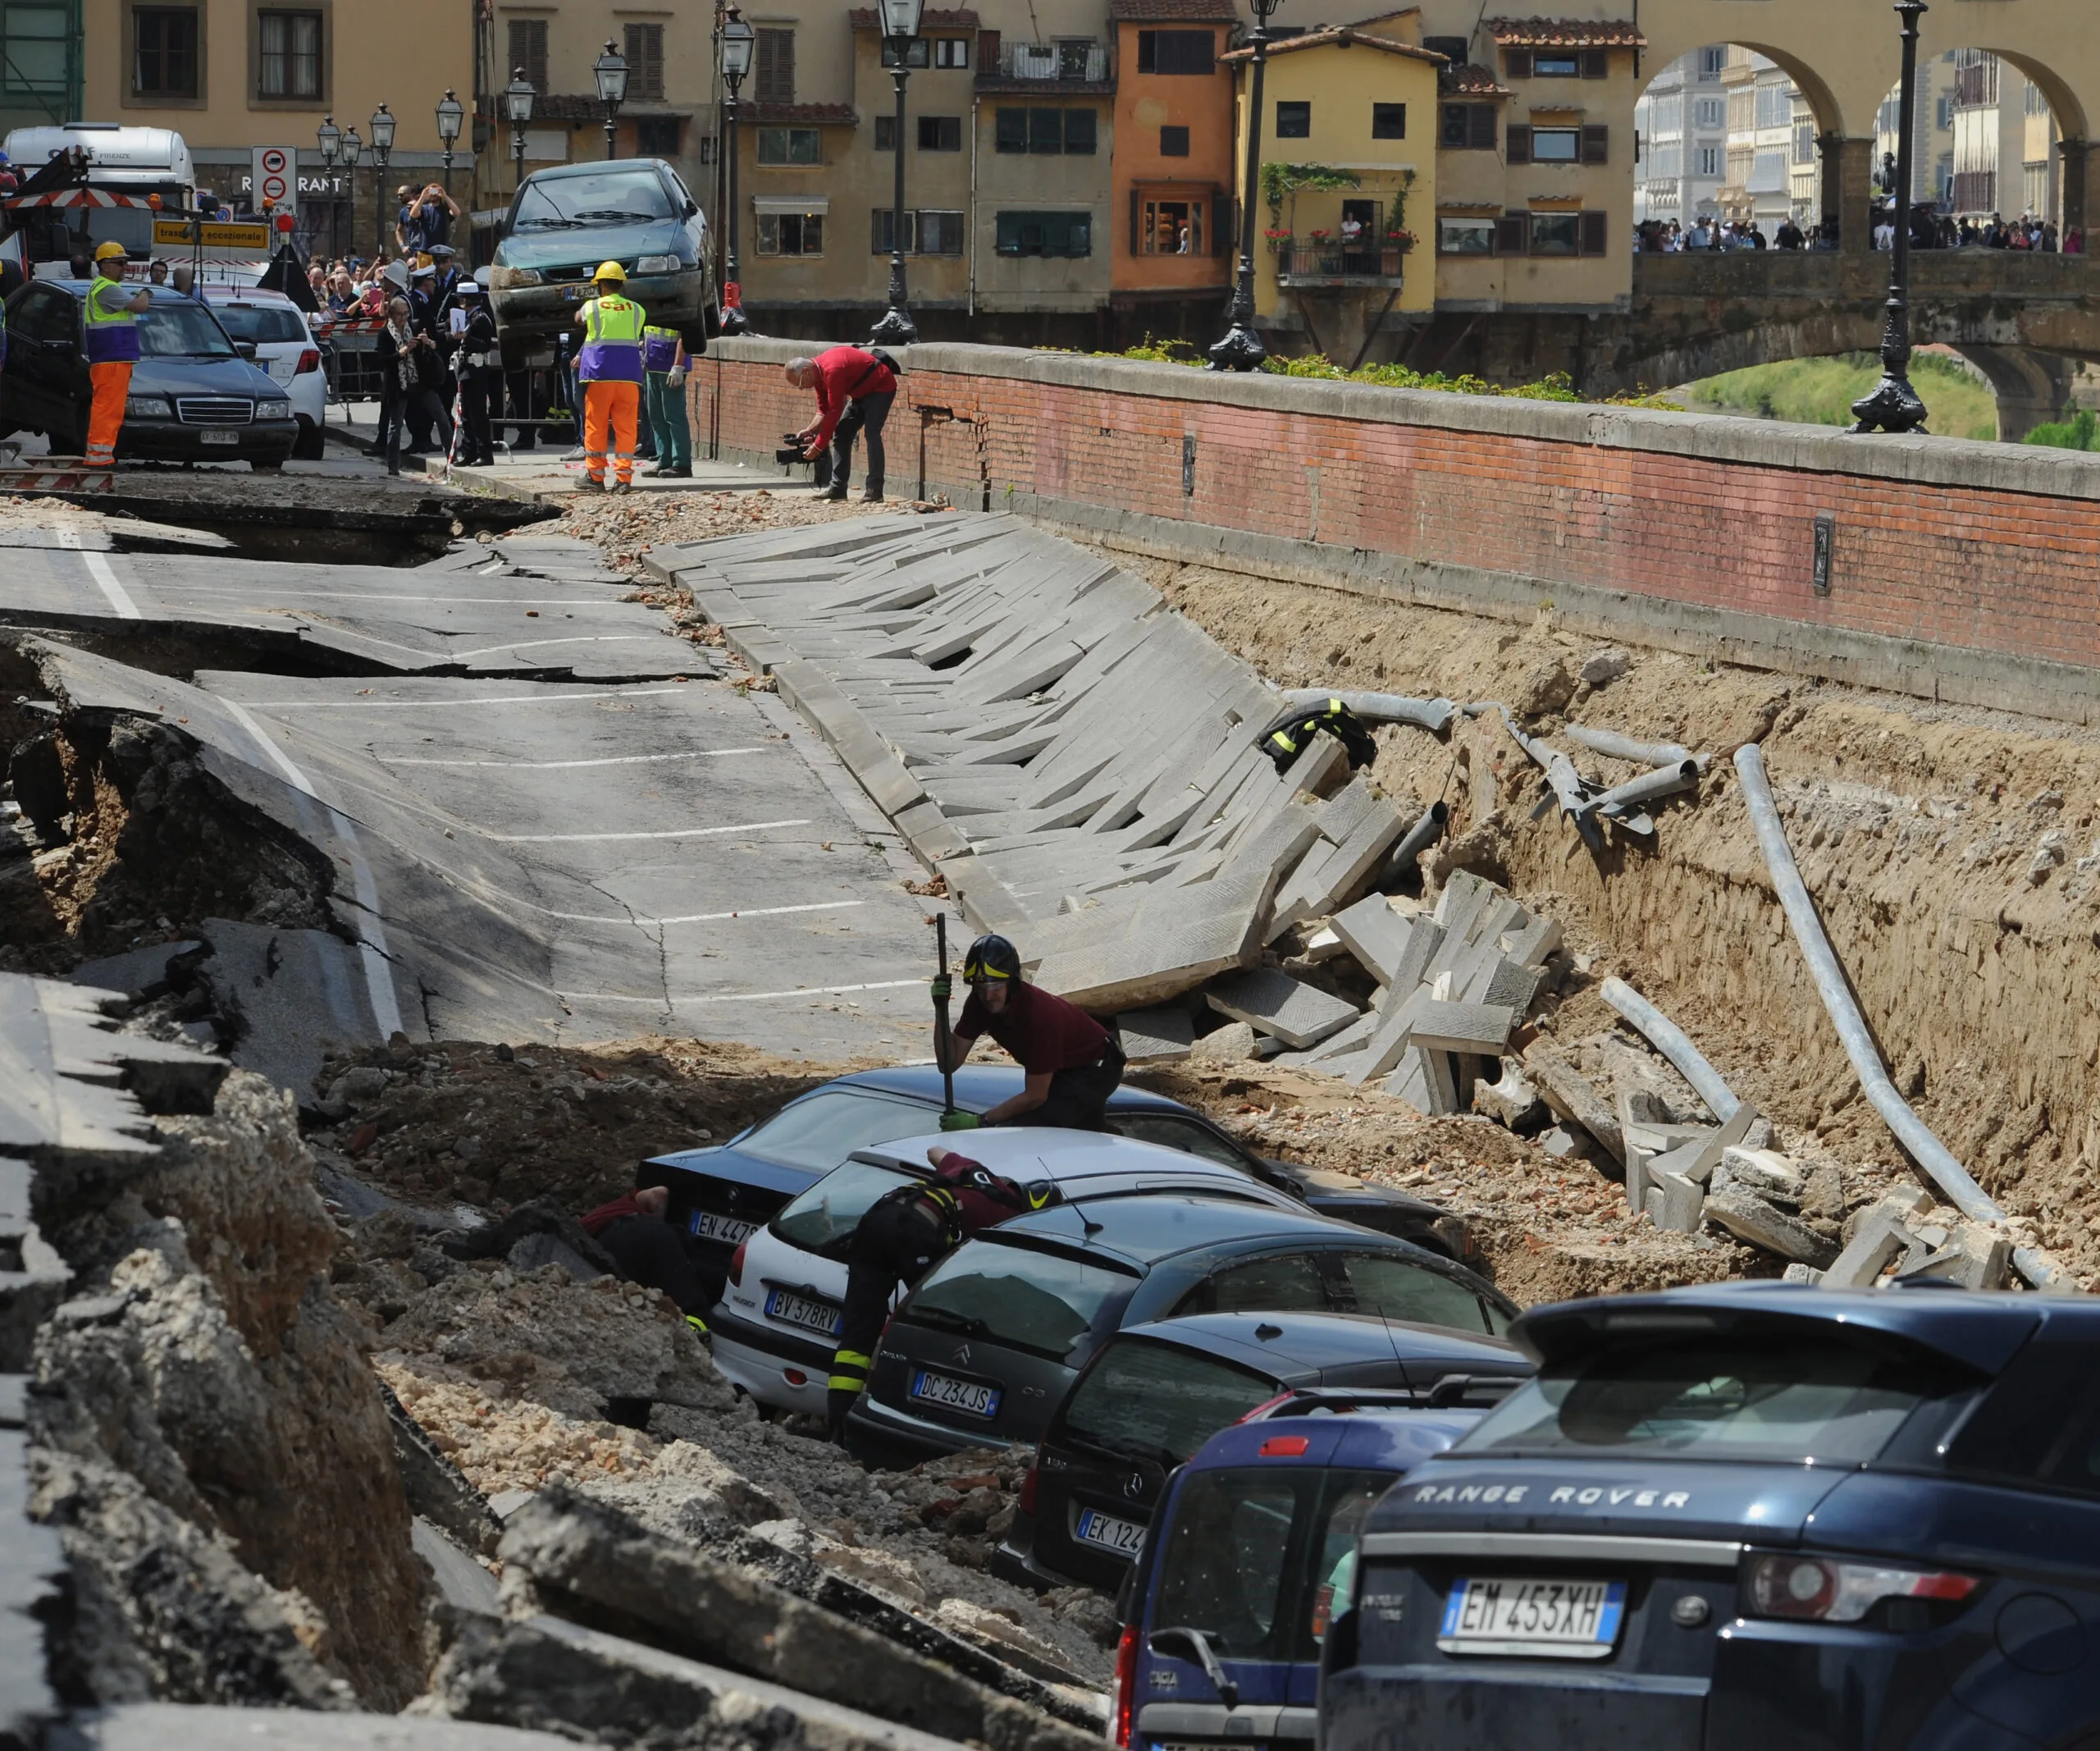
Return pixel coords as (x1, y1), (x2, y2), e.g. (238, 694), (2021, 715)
(625, 23), (664, 102)
(509, 18), (547, 89)
(1582, 123), (1609, 164)
(1131, 190), (1142, 254)
(1578, 210), (1608, 254)
(1579, 48), (1608, 79)
(1468, 103), (1498, 150)
(978, 30), (999, 71)
(1506, 123), (1532, 164)
(1495, 213), (1528, 254)
(1504, 48), (1532, 80)
(756, 29), (795, 105)
(1216, 195), (1232, 255)
(1138, 30), (1155, 73)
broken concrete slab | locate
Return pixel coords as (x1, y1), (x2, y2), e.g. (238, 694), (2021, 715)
(1820, 1186), (1938, 1290)
(1407, 1000), (1515, 1056)
(1205, 968), (1361, 1050)
(1715, 1147), (1805, 1201)
(1329, 894), (1413, 985)
(66, 941), (202, 1001)
(196, 920), (388, 1103)
(1473, 1059), (1543, 1129)
(50, 1702), (581, 1750)
(1190, 1022), (1259, 1064)
(1114, 1005), (1194, 1064)
(1892, 1221), (2011, 1290)
(1702, 1188), (1839, 1267)
(413, 1517), (501, 1616)
(1520, 1043), (1624, 1166)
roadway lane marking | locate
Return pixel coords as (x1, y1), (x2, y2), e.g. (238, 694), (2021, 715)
(574, 977), (927, 1006)
(546, 899), (866, 925)
(487, 816), (811, 843)
(216, 699), (406, 1041)
(61, 538), (144, 619)
(445, 634), (673, 658)
(378, 747), (769, 770)
(231, 687), (691, 709)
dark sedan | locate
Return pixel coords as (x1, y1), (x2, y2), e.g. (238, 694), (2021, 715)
(640, 1064), (1472, 1308)
(2, 281), (298, 466)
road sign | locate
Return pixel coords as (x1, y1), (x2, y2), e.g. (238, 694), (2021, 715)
(154, 217), (272, 250)
(251, 146), (297, 214)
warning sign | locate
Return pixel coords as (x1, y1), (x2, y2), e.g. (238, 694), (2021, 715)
(154, 217), (273, 250)
(250, 145), (297, 214)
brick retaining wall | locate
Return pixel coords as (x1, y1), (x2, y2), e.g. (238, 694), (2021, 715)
(693, 337), (2100, 725)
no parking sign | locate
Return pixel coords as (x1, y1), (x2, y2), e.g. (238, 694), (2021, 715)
(250, 145), (297, 214)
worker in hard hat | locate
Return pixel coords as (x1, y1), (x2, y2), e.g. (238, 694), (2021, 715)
(573, 260), (645, 493)
(930, 934), (1126, 1131)
(84, 241), (151, 468)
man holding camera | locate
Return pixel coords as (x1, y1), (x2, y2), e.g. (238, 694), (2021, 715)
(783, 347), (895, 503)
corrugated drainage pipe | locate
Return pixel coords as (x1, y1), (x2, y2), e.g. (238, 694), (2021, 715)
(1734, 744), (2061, 1290)
(1599, 976), (1740, 1123)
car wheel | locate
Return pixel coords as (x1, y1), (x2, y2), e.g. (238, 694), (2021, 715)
(292, 416), (325, 461)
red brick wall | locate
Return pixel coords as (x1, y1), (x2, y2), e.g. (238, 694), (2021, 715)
(691, 346), (2100, 688)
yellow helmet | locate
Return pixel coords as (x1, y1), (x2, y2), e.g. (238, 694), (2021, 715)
(593, 259), (627, 285)
(94, 240), (127, 262)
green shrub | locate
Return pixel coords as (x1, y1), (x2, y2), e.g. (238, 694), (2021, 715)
(2024, 408), (2100, 450)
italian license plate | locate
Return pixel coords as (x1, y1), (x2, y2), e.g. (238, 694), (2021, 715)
(1438, 1577), (1626, 1658)
(690, 1210), (756, 1246)
(563, 284), (584, 301)
(909, 1369), (1000, 1419)
(200, 429), (240, 445)
(764, 1287), (842, 1337)
(1074, 1507), (1146, 1557)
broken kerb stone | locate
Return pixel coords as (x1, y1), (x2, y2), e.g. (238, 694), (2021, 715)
(1702, 1188), (1840, 1268)
(1205, 968), (1360, 1050)
(1820, 1186), (1939, 1290)
(496, 1487), (1097, 1751)
(1714, 1146), (1806, 1202)
(1892, 1221), (2012, 1290)
(1645, 1169), (1705, 1234)
(1520, 1043), (1625, 1166)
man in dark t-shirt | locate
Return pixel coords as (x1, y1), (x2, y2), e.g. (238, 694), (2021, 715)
(930, 932), (1125, 1130)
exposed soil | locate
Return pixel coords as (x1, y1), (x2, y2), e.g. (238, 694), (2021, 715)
(545, 485), (947, 577)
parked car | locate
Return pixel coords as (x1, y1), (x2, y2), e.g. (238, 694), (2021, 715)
(487, 158), (714, 368)
(847, 1197), (1520, 1468)
(1108, 1402), (1486, 1751)
(995, 1312), (1532, 1594)
(1320, 1280), (2100, 1751)
(2, 279), (296, 466)
(709, 1128), (1310, 1420)
(202, 286), (326, 459)
(643, 1065), (1472, 1310)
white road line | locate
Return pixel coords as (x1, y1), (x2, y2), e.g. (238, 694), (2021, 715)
(217, 699), (406, 1040)
(574, 976), (927, 1007)
(488, 816), (811, 843)
(231, 686), (690, 709)
(379, 746), (768, 770)
(546, 898), (866, 925)
(162, 588), (626, 606)
(62, 539), (144, 619)
(446, 634), (668, 659)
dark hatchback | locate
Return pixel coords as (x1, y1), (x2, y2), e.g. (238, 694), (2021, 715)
(2, 281), (297, 464)
(641, 1064), (1471, 1308)
(845, 1198), (1519, 1470)
(1321, 1280), (2100, 1751)
(996, 1311), (1532, 1594)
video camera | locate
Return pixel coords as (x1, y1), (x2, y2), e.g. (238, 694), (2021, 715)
(776, 432), (832, 488)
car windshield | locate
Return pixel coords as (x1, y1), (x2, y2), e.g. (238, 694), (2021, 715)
(1153, 1468), (1395, 1662)
(514, 170), (674, 229)
(906, 1241), (1133, 1361)
(1456, 1334), (1964, 1465)
(738, 1088), (938, 1172)
(1338, 1254), (1513, 1337)
(1061, 1338), (1277, 1465)
(771, 1159), (915, 1253)
(138, 300), (236, 358)
(212, 303), (306, 343)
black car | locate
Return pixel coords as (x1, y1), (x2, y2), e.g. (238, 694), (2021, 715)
(2, 280), (298, 466)
(995, 1310), (1532, 1594)
(845, 1196), (1520, 1471)
(642, 1064), (1471, 1308)
(1321, 1280), (2100, 1751)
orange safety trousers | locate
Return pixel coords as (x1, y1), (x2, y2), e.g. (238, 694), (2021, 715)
(583, 379), (639, 484)
(87, 360), (132, 466)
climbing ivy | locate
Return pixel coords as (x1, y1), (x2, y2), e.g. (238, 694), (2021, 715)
(1260, 162), (1362, 229)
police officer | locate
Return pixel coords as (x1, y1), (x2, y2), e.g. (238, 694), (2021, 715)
(451, 279), (501, 469)
(826, 1144), (1055, 1440)
(931, 934), (1126, 1133)
(84, 241), (150, 468)
(574, 261), (645, 494)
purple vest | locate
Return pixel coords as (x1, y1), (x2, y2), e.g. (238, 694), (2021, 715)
(577, 295), (645, 383)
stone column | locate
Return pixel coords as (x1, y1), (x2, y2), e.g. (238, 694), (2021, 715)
(1819, 135), (1876, 253)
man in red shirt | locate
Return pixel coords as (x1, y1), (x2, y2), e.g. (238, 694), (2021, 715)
(931, 933), (1126, 1132)
(785, 345), (896, 503)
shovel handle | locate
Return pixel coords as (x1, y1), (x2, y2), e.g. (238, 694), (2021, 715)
(934, 913), (955, 1114)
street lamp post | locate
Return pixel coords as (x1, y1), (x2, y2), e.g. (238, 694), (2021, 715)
(1850, 0), (1930, 433)
(1212, 0), (1284, 370)
(436, 88), (464, 196)
(504, 68), (535, 199)
(595, 41), (628, 160)
(317, 115), (340, 258)
(719, 10), (754, 336)
(369, 102), (396, 261)
(869, 0), (924, 346)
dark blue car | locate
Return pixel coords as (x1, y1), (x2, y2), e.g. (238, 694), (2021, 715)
(1319, 1279), (2100, 1751)
(1112, 1403), (1483, 1751)
(639, 1064), (1471, 1307)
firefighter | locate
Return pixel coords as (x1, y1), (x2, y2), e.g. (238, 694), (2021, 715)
(84, 241), (151, 468)
(931, 933), (1126, 1132)
(1253, 696), (1379, 774)
(573, 260), (645, 493)
(826, 1145), (1057, 1440)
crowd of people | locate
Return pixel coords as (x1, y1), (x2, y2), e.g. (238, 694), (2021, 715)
(1636, 206), (2085, 254)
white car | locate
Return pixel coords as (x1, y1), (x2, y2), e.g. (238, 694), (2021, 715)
(709, 1127), (1305, 1421)
(203, 287), (326, 460)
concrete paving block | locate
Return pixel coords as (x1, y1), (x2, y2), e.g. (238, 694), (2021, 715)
(1386, 1044), (1459, 1113)
(1703, 1188), (1838, 1268)
(1716, 1146), (1805, 1200)
(1206, 968), (1362, 1049)
(1298, 925), (1344, 962)
(1116, 1005), (1194, 1064)
(1301, 1009), (1378, 1064)
(1387, 918), (1446, 997)
(1500, 914), (1563, 970)
(1681, 1098), (1762, 1186)
(1432, 870), (1499, 940)
(1819, 1187), (1936, 1289)
(1330, 895), (1413, 984)
(1408, 1000), (1516, 1055)
(1652, 1169), (1705, 1233)
(1480, 954), (1545, 1016)
(1349, 986), (1431, 1085)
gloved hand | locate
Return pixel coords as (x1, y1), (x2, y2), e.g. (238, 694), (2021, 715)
(939, 1109), (979, 1132)
(667, 368), (687, 387)
(929, 974), (951, 1002)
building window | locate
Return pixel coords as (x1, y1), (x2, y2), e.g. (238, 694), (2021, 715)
(1792, 119), (1815, 165)
(506, 17), (546, 90)
(874, 114), (893, 149)
(624, 22), (664, 102)
(1697, 46), (1724, 79)
(3, 2), (71, 96)
(871, 208), (964, 254)
(1137, 29), (1213, 75)
(1056, 39), (1094, 79)
(1532, 53), (1578, 76)
(1139, 196), (1203, 253)
(996, 209), (1090, 256)
(134, 5), (199, 98)
(1437, 217), (1495, 254)
(933, 36), (970, 68)
(1530, 210), (1580, 252)
(1695, 143), (1719, 177)
(1064, 107), (1095, 153)
(756, 126), (821, 165)
(881, 37), (930, 67)
(1159, 124), (1189, 156)
(756, 27), (794, 104)
(636, 116), (681, 158)
(1275, 99), (1309, 138)
(1370, 102), (1406, 139)
(1693, 96), (1723, 129)
(756, 210), (822, 254)
(1440, 103), (1496, 149)
(995, 107), (1092, 154)
(919, 114), (961, 150)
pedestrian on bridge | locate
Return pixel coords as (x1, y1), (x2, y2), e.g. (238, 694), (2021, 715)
(574, 260), (646, 493)
(84, 240), (151, 468)
(785, 345), (897, 503)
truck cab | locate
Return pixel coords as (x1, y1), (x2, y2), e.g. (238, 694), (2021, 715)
(1, 125), (195, 277)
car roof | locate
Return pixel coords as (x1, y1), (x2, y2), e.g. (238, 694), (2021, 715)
(1117, 1310), (1527, 1380)
(1188, 1407), (1482, 1474)
(203, 286), (295, 304)
(817, 1063), (1198, 1119)
(526, 158), (669, 182)
(853, 1126), (1262, 1186)
(1511, 1279), (2052, 1376)
(983, 1191), (1392, 1267)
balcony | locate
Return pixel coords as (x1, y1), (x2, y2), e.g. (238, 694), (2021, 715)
(998, 40), (1107, 81)
(1274, 243), (1408, 286)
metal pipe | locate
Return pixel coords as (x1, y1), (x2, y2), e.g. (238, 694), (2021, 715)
(1282, 689), (1454, 734)
(1582, 759), (1701, 820)
(1600, 976), (1740, 1122)
(1733, 745), (2060, 1289)
(1376, 799), (1447, 889)
(1566, 725), (1695, 767)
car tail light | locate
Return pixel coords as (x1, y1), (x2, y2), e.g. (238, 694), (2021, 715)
(1110, 1622), (1140, 1749)
(1258, 1434), (1309, 1457)
(1018, 1464), (1039, 1516)
(728, 1238), (747, 1287)
(294, 348), (320, 374)
(1746, 1553), (1978, 1623)
(783, 1369), (806, 1388)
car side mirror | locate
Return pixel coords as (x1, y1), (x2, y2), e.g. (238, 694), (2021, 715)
(234, 340), (258, 359)
(684, 199), (699, 218)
